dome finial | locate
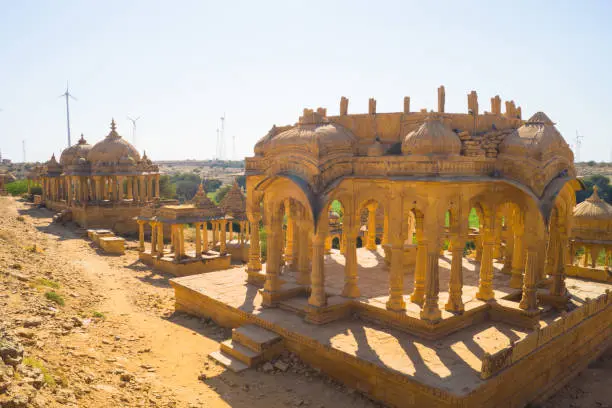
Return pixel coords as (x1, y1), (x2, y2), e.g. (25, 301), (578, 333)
(588, 185), (601, 202)
(111, 118), (117, 132)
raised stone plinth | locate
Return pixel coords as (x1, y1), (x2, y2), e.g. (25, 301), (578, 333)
(89, 229), (114, 245)
(99, 236), (125, 255)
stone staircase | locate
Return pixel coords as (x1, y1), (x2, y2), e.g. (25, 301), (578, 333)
(209, 324), (284, 372)
(279, 296), (310, 317)
(52, 209), (72, 223)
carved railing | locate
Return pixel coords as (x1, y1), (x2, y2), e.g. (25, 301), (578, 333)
(480, 290), (611, 379)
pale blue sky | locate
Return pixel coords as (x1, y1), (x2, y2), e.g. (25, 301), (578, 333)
(1, 0), (611, 163)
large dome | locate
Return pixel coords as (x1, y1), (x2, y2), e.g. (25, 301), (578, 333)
(60, 134), (92, 165)
(88, 119), (141, 165)
(402, 116), (461, 156)
(499, 112), (573, 161)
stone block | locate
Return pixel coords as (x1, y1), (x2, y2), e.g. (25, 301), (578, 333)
(99, 236), (125, 255)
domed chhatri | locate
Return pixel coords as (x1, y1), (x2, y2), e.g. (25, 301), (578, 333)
(88, 119), (141, 165)
(499, 111), (573, 162)
(36, 118), (160, 234)
(245, 86), (581, 320)
(401, 115), (461, 156)
(573, 186), (612, 219)
(255, 108), (357, 159)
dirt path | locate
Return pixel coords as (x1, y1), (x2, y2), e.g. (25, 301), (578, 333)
(1, 196), (610, 408)
(0, 197), (381, 408)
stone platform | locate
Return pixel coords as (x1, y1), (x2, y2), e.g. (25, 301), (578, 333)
(170, 251), (612, 407)
(139, 249), (231, 277)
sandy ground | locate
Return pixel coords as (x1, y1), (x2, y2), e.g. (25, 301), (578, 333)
(0, 196), (610, 408)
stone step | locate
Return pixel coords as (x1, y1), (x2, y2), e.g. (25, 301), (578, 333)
(278, 297), (310, 317)
(220, 339), (263, 366)
(208, 351), (249, 373)
(232, 324), (282, 353)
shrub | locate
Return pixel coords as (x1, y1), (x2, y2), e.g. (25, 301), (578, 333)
(45, 291), (64, 306)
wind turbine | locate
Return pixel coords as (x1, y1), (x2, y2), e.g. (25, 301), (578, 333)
(59, 82), (77, 147)
(127, 115), (141, 145)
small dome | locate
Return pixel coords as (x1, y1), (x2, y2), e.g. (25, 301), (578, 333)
(402, 116), (461, 156)
(88, 119), (141, 165)
(60, 134), (92, 165)
(499, 112), (573, 161)
(573, 186), (612, 219)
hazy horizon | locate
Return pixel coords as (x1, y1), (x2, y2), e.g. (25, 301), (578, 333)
(1, 0), (611, 163)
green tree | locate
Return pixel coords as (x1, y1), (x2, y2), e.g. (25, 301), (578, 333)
(235, 175), (246, 189)
(5, 180), (28, 196)
(214, 184), (232, 204)
(158, 175), (176, 199)
(203, 179), (222, 192)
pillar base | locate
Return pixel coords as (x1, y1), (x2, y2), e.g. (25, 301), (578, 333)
(509, 269), (523, 289)
(519, 288), (538, 311)
(308, 294), (327, 308)
(385, 296), (406, 311)
(410, 289), (424, 305)
(420, 305), (442, 322)
(260, 289), (279, 307)
(365, 243), (377, 251)
(476, 287), (495, 301)
(444, 297), (464, 313)
(342, 283), (360, 299)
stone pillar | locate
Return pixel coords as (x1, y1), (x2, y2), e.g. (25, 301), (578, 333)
(284, 200), (295, 265)
(445, 236), (466, 312)
(510, 229), (525, 289)
(155, 175), (160, 198)
(262, 211), (282, 304)
(476, 229), (495, 301)
(133, 177), (139, 202)
(220, 220), (227, 254)
(366, 203), (378, 250)
(342, 230), (360, 298)
(137, 220), (145, 252)
(127, 176), (133, 200)
(103, 177), (109, 200)
(150, 176), (155, 200)
(202, 223), (209, 252)
(296, 220), (311, 285)
(172, 225), (180, 260)
(386, 238), (406, 311)
(382, 211), (389, 246)
(212, 222), (218, 248)
(410, 213), (426, 304)
(139, 176), (146, 202)
(421, 233), (442, 322)
(117, 176), (124, 200)
(551, 233), (567, 297)
(519, 247), (539, 311)
(582, 246), (589, 267)
(157, 222), (164, 257)
(195, 223), (202, 257)
(247, 213), (262, 277)
(179, 224), (185, 258)
(150, 222), (157, 256)
(308, 231), (327, 307)
(67, 177), (73, 205)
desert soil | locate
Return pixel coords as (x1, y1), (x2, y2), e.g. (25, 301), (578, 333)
(0, 196), (610, 408)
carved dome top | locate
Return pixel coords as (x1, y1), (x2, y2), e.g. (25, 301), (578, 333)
(573, 186), (612, 219)
(60, 134), (92, 165)
(87, 120), (141, 165)
(401, 116), (461, 156)
(499, 112), (573, 161)
(255, 111), (357, 159)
